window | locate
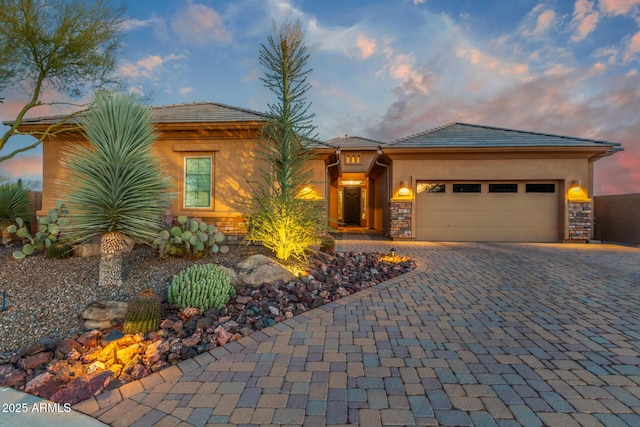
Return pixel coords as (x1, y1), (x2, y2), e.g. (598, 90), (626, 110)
(185, 157), (212, 208)
(345, 154), (361, 164)
(489, 183), (518, 193)
(417, 183), (445, 193)
(453, 183), (481, 193)
(526, 183), (555, 193)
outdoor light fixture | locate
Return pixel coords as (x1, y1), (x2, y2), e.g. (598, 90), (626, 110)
(570, 180), (581, 189)
(567, 179), (589, 201)
(398, 181), (410, 196)
(390, 248), (396, 257)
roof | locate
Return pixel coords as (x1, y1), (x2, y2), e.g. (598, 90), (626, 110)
(324, 135), (385, 149)
(388, 122), (623, 153)
(4, 102), (267, 126)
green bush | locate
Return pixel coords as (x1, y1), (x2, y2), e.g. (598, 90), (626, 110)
(153, 215), (229, 259)
(168, 264), (234, 312)
(46, 242), (73, 259)
(123, 288), (161, 335)
(0, 182), (32, 228)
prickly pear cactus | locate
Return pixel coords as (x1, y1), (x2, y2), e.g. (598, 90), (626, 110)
(168, 264), (234, 312)
(123, 288), (162, 335)
(152, 216), (230, 259)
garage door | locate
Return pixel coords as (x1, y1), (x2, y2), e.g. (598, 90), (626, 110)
(415, 182), (560, 242)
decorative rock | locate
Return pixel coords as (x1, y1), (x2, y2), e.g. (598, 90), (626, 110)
(18, 351), (52, 371)
(103, 329), (125, 342)
(237, 254), (295, 288)
(218, 265), (241, 287)
(0, 364), (27, 388)
(25, 372), (67, 399)
(81, 300), (127, 330)
(56, 338), (82, 355)
(97, 342), (117, 365)
(77, 329), (102, 348)
(214, 326), (233, 345)
(117, 344), (142, 365)
(144, 340), (168, 364)
(47, 360), (83, 381)
(130, 363), (151, 380)
(49, 370), (113, 405)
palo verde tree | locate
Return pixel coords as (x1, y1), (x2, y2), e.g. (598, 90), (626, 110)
(61, 93), (173, 287)
(245, 21), (325, 261)
(0, 0), (125, 163)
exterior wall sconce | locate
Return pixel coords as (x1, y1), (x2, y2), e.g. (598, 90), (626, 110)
(398, 180), (411, 196)
(567, 179), (589, 201)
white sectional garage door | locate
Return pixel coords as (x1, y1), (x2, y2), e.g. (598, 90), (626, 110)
(415, 181), (560, 242)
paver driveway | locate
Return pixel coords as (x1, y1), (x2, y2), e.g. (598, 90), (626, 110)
(75, 237), (640, 426)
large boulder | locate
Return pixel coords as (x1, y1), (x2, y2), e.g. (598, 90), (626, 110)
(236, 254), (295, 288)
(81, 300), (127, 330)
(49, 370), (113, 405)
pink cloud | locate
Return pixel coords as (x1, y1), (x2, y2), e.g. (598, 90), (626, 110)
(598, 0), (640, 16)
(119, 53), (186, 79)
(0, 153), (42, 178)
(534, 9), (556, 34)
(171, 3), (231, 45)
(624, 31), (640, 61)
(356, 34), (376, 59)
(571, 0), (600, 41)
(389, 54), (432, 94)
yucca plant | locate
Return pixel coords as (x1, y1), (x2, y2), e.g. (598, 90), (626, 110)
(61, 93), (173, 287)
(0, 182), (32, 239)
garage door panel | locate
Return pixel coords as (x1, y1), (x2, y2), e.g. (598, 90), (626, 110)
(416, 181), (559, 242)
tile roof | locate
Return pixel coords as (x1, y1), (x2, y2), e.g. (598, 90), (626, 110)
(5, 102), (267, 126)
(324, 135), (386, 149)
(388, 122), (623, 152)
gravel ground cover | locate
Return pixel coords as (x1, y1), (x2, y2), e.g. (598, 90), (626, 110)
(0, 243), (268, 356)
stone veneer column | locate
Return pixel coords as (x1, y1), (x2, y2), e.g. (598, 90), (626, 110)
(568, 201), (592, 241)
(389, 201), (412, 239)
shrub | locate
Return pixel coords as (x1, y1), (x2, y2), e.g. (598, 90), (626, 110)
(153, 215), (229, 259)
(46, 242), (73, 259)
(168, 264), (234, 311)
(123, 288), (161, 335)
(320, 234), (336, 253)
(0, 182), (32, 230)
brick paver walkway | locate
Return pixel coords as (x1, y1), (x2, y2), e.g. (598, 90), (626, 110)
(73, 235), (640, 426)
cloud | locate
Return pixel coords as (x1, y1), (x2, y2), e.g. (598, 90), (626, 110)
(171, 3), (231, 45)
(356, 34), (377, 59)
(119, 53), (187, 79)
(179, 87), (194, 95)
(624, 31), (640, 61)
(0, 153), (42, 179)
(413, 0), (427, 4)
(120, 17), (162, 31)
(598, 0), (640, 16)
(385, 53), (432, 95)
(571, 0), (600, 41)
(535, 9), (556, 34)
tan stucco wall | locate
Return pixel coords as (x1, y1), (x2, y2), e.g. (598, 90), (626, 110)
(388, 156), (592, 241)
(594, 193), (640, 245)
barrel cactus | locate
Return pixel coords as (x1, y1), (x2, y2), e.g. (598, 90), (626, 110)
(168, 264), (234, 312)
(123, 288), (162, 335)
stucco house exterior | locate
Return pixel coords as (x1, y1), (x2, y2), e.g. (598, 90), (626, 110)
(9, 101), (622, 243)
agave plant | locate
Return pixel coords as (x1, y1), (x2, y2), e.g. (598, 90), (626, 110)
(0, 181), (32, 231)
(61, 93), (173, 287)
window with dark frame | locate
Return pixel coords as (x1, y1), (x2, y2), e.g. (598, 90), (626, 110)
(526, 183), (555, 193)
(489, 183), (518, 193)
(417, 182), (446, 193)
(453, 183), (481, 193)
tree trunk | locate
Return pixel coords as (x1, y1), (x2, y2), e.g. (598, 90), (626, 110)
(98, 231), (127, 287)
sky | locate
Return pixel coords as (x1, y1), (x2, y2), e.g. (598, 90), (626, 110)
(1, 0), (640, 195)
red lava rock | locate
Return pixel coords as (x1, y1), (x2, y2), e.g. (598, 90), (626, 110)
(236, 296), (253, 304)
(0, 364), (27, 388)
(49, 370), (114, 406)
(18, 351), (52, 371)
(47, 360), (84, 381)
(56, 338), (82, 355)
(214, 326), (233, 345)
(25, 372), (68, 400)
(130, 363), (151, 381)
(77, 330), (102, 348)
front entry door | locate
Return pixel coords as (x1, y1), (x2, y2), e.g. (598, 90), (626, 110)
(344, 187), (361, 225)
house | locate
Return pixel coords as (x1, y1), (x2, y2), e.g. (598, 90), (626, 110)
(8, 102), (622, 243)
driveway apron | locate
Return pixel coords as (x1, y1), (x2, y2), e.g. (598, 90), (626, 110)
(70, 234), (640, 426)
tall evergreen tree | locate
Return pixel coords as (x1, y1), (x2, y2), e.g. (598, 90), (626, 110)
(246, 21), (325, 261)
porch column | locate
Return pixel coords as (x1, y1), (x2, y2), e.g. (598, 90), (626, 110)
(389, 201), (412, 239)
(567, 201), (592, 241)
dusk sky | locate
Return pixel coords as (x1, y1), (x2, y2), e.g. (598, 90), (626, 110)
(1, 0), (640, 195)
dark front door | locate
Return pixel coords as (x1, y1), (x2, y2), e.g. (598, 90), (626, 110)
(344, 187), (361, 225)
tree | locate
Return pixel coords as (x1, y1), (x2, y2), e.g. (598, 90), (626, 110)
(0, 0), (125, 163)
(245, 21), (325, 261)
(61, 93), (173, 287)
